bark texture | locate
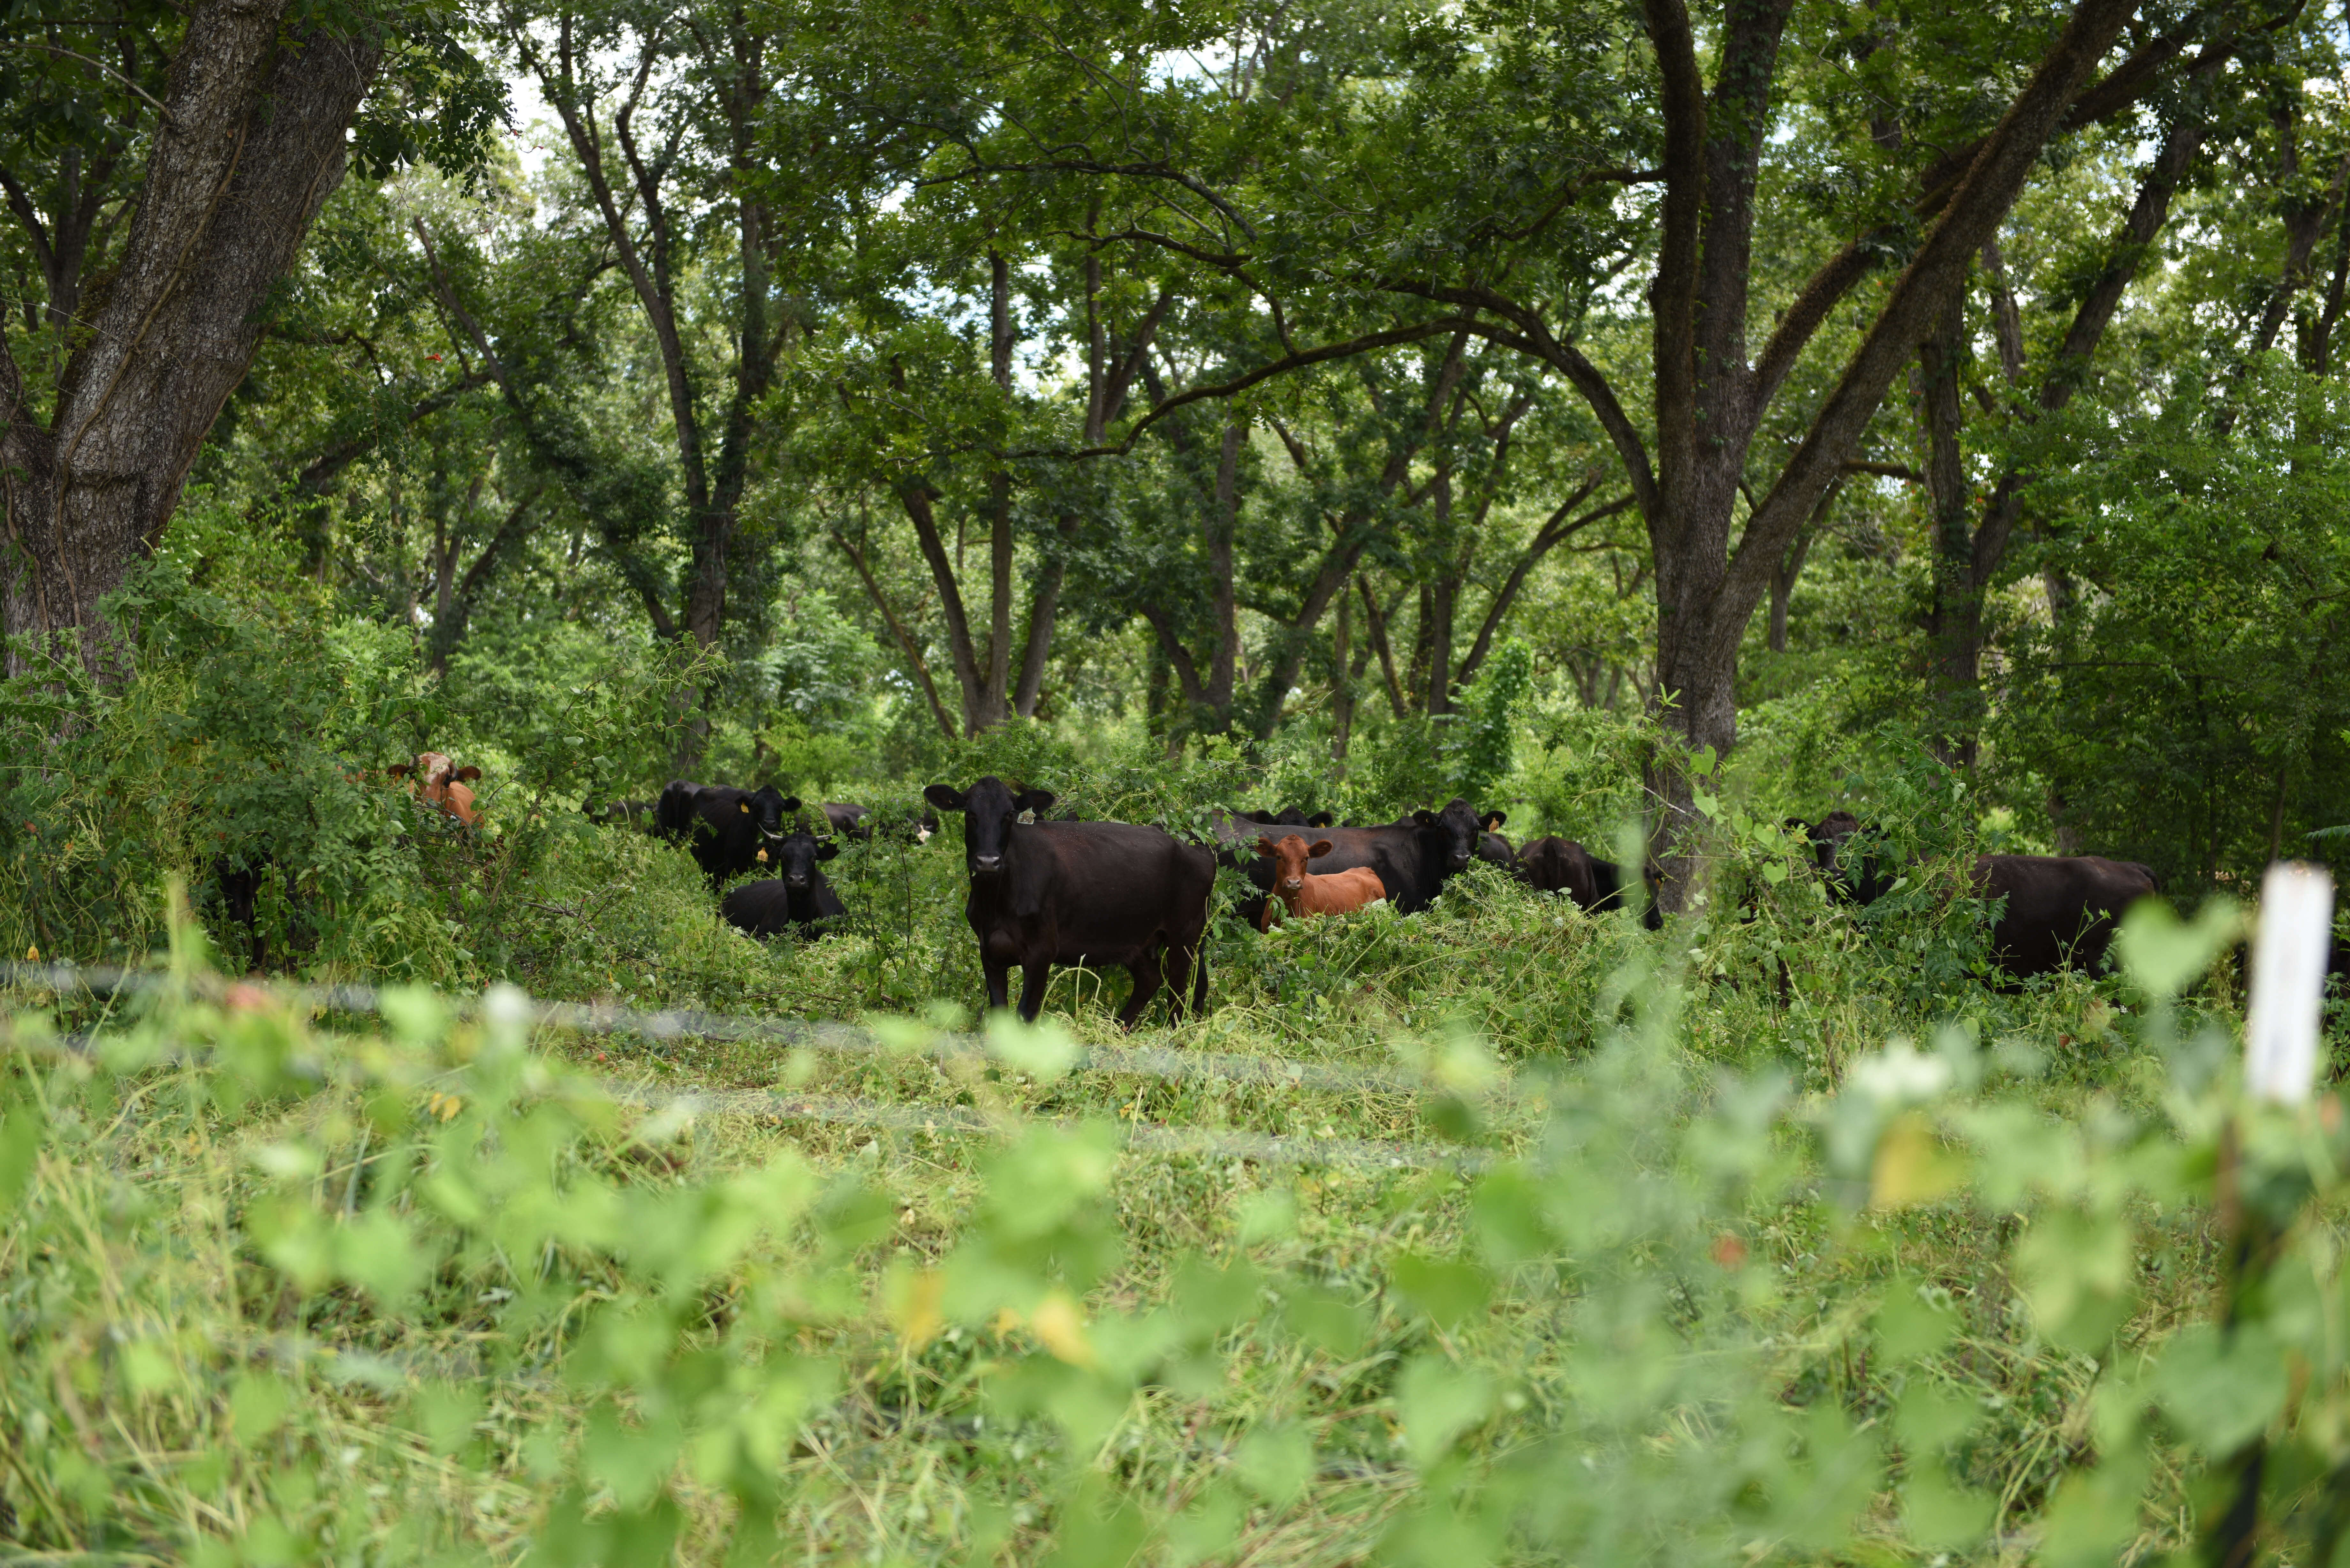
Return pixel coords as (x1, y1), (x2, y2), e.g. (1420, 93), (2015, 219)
(2, 3), (381, 672)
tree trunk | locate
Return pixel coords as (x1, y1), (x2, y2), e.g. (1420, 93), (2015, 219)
(426, 485), (537, 678)
(979, 250), (1016, 730)
(1424, 474), (1457, 717)
(1767, 526), (1814, 655)
(1623, 0), (2137, 911)
(2, 5), (380, 674)
(1205, 417), (1244, 727)
(1331, 588), (1354, 775)
(1920, 285), (1979, 766)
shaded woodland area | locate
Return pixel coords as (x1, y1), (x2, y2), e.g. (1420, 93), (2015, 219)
(3, 0), (2344, 905)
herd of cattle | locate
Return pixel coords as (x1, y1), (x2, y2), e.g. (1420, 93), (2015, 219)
(609, 772), (2298, 1029)
(206, 755), (2338, 1027)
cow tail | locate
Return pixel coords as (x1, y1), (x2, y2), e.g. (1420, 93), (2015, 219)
(1191, 945), (1209, 1016)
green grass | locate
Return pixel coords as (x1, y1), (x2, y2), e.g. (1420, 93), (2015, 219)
(0, 819), (2319, 1566)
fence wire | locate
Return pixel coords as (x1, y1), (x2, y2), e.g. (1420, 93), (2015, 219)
(3, 963), (1517, 1172)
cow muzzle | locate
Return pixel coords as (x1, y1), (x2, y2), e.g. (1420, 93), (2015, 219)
(972, 853), (1004, 875)
(1449, 852), (1471, 871)
(786, 873), (809, 889)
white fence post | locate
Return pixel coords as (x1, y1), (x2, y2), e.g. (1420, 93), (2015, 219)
(2246, 862), (2337, 1104)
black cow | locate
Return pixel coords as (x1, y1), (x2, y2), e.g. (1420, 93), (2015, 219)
(1236, 806), (1337, 829)
(656, 780), (791, 886)
(1975, 854), (2160, 978)
(816, 800), (939, 843)
(1517, 835), (1601, 903)
(1477, 829), (1517, 872)
(1515, 835), (1662, 925)
(817, 802), (871, 840)
(720, 827), (845, 939)
(1800, 811), (1901, 904)
(1802, 814), (2158, 978)
(925, 776), (1215, 1028)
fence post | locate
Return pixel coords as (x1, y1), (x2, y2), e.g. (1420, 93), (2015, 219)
(2206, 862), (2336, 1568)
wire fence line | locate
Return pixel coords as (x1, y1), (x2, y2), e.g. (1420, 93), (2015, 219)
(610, 1086), (1501, 1172)
(0, 961), (1498, 1098)
(3, 963), (1519, 1172)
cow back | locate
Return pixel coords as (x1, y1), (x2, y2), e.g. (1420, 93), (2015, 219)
(1259, 823), (1445, 912)
(1973, 854), (2159, 976)
(972, 821), (1215, 962)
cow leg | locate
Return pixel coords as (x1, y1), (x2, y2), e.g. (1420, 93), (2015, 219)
(984, 960), (1013, 1013)
(1161, 944), (1196, 1023)
(1117, 952), (1164, 1031)
(1017, 961), (1053, 1022)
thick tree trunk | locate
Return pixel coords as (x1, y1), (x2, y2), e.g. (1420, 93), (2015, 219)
(2, 5), (379, 674)
(1626, 0), (2137, 912)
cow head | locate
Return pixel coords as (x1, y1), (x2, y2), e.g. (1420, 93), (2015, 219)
(747, 787), (791, 850)
(771, 827), (839, 891)
(1255, 834), (1333, 896)
(388, 752), (483, 826)
(1412, 797), (1488, 872)
(925, 777), (1056, 879)
(1804, 810), (1891, 902)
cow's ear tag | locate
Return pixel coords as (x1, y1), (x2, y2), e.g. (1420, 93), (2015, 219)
(740, 802), (750, 813)
(756, 848), (768, 862)
(1017, 810), (1036, 825)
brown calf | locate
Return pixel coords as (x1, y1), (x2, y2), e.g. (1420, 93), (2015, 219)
(387, 751), (482, 827)
(1254, 835), (1388, 931)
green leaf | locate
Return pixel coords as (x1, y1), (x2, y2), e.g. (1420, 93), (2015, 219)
(1396, 1353), (1494, 1469)
(2151, 1323), (2289, 1455)
(230, 1372), (293, 1440)
(1392, 1253), (1491, 1329)
(2113, 896), (2240, 1000)
(1902, 1463), (1994, 1550)
(1235, 1422), (1313, 1504)
(0, 1102), (46, 1212)
(1877, 1280), (1960, 1363)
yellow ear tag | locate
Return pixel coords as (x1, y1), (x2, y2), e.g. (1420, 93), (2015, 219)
(740, 802), (750, 813)
(756, 848), (768, 863)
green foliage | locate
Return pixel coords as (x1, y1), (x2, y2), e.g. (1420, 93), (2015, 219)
(1993, 364), (2350, 889)
(1444, 639), (1532, 806)
(5, 886), (2332, 1564)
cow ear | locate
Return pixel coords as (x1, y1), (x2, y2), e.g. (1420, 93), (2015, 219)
(1309, 840), (1334, 858)
(455, 766), (482, 783)
(815, 840), (839, 861)
(1255, 838), (1277, 857)
(1413, 809), (1437, 827)
(1307, 811), (1335, 828)
(1017, 789), (1058, 814)
(923, 783), (967, 812)
(780, 796), (802, 813)
(385, 763), (412, 779)
(1481, 810), (1505, 830)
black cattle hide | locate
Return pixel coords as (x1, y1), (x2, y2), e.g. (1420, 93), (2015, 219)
(926, 775), (1216, 1028)
(1803, 813), (2159, 979)
(656, 780), (790, 886)
(721, 828), (845, 939)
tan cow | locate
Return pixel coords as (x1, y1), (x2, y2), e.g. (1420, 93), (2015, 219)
(386, 752), (482, 827)
(1255, 834), (1387, 931)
